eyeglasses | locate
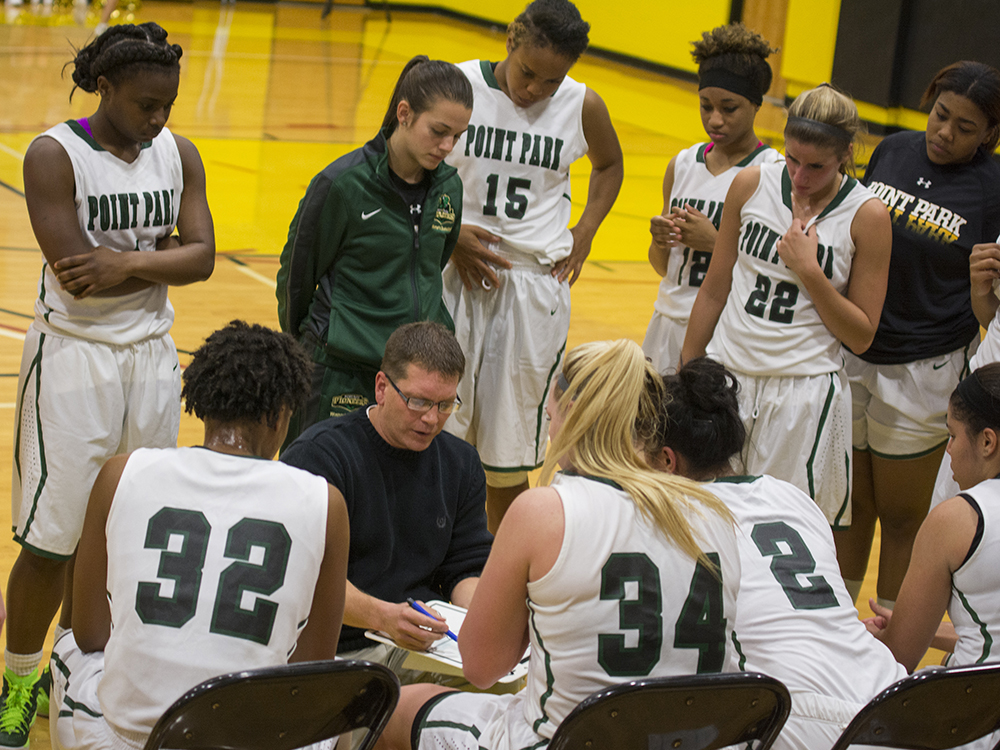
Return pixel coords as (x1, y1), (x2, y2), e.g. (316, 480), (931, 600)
(385, 373), (462, 414)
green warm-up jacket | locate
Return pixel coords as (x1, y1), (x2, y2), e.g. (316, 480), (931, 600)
(277, 130), (462, 370)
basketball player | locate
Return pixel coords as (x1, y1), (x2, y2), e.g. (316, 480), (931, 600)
(682, 84), (892, 530)
(442, 0), (624, 532)
(49, 321), (349, 750)
(866, 364), (1000, 750)
(374, 339), (739, 750)
(644, 23), (781, 373)
(838, 61), (1000, 607)
(648, 357), (907, 750)
(4, 23), (215, 748)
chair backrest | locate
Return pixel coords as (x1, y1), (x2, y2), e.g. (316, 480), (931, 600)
(547, 671), (791, 750)
(142, 659), (399, 750)
(830, 662), (1000, 750)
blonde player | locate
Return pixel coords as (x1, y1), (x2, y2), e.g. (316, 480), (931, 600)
(374, 340), (739, 750)
(682, 84), (891, 529)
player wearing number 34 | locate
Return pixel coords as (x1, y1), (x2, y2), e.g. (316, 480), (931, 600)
(374, 340), (740, 750)
(49, 322), (349, 750)
(682, 84), (892, 529)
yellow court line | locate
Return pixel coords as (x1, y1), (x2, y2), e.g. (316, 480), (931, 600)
(0, 142), (24, 160)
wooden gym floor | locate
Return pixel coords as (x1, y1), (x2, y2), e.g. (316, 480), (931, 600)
(0, 2), (940, 745)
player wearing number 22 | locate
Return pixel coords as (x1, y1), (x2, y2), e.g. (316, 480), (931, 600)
(682, 85), (892, 528)
(49, 322), (349, 750)
(373, 340), (740, 750)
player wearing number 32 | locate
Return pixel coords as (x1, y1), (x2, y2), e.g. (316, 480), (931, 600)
(373, 340), (739, 750)
(646, 357), (906, 750)
(682, 85), (892, 529)
(442, 0), (624, 533)
(50, 322), (349, 750)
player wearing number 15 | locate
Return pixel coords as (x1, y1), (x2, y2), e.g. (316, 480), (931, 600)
(442, 0), (624, 533)
(682, 85), (892, 528)
(49, 322), (349, 750)
(647, 357), (906, 750)
(374, 340), (739, 750)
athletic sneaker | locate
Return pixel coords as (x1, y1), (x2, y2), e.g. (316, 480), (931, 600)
(0, 668), (39, 749)
(31, 668), (49, 720)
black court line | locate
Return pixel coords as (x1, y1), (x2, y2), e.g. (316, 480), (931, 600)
(0, 179), (24, 197)
(0, 246), (40, 252)
(0, 373), (18, 377)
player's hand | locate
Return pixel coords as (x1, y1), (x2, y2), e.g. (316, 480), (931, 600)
(970, 242), (1000, 300)
(862, 597), (892, 638)
(384, 600), (449, 651)
(673, 204), (719, 254)
(776, 219), (820, 279)
(53, 246), (135, 299)
(650, 214), (681, 250)
(553, 224), (593, 286)
(449, 225), (510, 291)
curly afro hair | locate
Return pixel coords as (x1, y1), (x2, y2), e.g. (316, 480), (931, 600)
(692, 23), (776, 101)
(181, 320), (312, 428)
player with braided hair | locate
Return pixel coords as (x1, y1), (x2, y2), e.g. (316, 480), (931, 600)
(5, 23), (214, 746)
(643, 23), (782, 373)
(49, 321), (348, 750)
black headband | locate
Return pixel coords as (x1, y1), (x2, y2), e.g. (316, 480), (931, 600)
(785, 115), (853, 146)
(698, 68), (763, 106)
(955, 371), (1000, 426)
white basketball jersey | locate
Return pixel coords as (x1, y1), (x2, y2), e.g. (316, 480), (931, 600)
(949, 480), (1000, 666)
(522, 473), (740, 739)
(709, 475), (906, 703)
(31, 121), (182, 345)
(447, 60), (589, 264)
(709, 162), (878, 376)
(653, 143), (782, 319)
(99, 447), (330, 735)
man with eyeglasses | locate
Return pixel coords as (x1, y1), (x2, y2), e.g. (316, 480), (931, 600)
(280, 321), (492, 678)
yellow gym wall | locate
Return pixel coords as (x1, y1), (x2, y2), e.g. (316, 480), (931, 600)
(385, 0), (731, 74)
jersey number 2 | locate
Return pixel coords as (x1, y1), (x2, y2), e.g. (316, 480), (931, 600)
(598, 552), (726, 677)
(135, 507), (292, 645)
(751, 521), (838, 610)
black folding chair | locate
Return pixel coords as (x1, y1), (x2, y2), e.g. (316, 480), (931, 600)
(547, 671), (791, 750)
(830, 662), (1000, 750)
(143, 659), (399, 750)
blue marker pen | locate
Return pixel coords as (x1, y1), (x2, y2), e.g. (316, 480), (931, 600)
(406, 598), (459, 642)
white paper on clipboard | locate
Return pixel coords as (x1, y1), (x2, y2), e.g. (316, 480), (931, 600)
(365, 600), (529, 684)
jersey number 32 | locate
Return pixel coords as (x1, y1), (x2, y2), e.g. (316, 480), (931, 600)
(134, 507), (291, 645)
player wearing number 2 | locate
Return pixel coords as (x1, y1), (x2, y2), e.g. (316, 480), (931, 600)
(49, 322), (349, 750)
(643, 23), (782, 374)
(647, 357), (906, 750)
(442, 0), (624, 532)
(373, 339), (739, 750)
(682, 84), (891, 528)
